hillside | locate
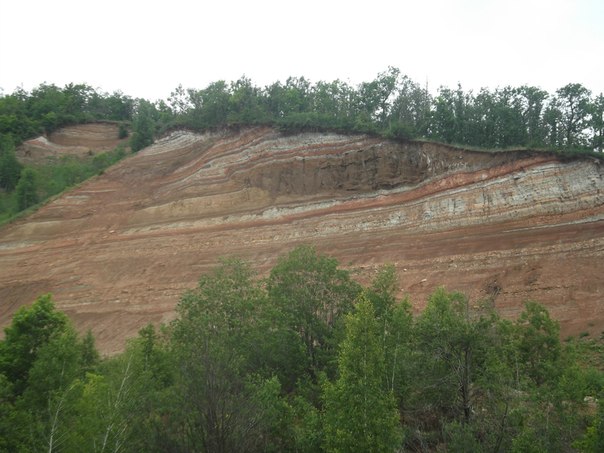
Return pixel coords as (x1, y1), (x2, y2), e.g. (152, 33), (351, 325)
(16, 122), (128, 163)
(0, 125), (602, 354)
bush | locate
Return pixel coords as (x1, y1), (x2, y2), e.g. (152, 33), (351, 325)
(15, 168), (38, 211)
(118, 123), (129, 139)
(0, 134), (22, 191)
(385, 122), (414, 141)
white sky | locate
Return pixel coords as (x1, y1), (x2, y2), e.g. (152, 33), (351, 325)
(1, 0), (603, 100)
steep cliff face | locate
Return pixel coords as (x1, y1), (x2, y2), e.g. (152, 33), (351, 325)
(1, 126), (602, 353)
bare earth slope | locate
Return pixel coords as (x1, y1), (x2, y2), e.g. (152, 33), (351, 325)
(1, 126), (603, 354)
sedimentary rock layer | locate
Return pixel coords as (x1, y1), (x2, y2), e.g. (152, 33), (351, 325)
(1, 126), (602, 354)
(16, 123), (127, 163)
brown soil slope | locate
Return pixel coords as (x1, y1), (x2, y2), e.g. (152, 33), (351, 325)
(1, 127), (603, 354)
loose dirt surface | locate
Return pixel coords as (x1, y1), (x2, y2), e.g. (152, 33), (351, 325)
(16, 122), (127, 163)
(1, 126), (603, 354)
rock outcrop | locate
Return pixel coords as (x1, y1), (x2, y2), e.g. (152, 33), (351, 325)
(16, 123), (127, 163)
(1, 126), (602, 354)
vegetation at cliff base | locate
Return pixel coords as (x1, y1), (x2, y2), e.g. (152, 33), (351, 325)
(1, 246), (602, 452)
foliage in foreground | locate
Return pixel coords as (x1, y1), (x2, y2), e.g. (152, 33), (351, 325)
(1, 246), (603, 452)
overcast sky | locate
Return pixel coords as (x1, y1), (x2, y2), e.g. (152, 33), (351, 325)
(1, 0), (603, 100)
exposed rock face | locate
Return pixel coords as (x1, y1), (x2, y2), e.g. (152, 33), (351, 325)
(1, 126), (603, 354)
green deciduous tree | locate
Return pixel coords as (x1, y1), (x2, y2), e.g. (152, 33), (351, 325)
(412, 288), (494, 432)
(543, 98), (563, 148)
(358, 66), (400, 127)
(187, 81), (231, 129)
(0, 134), (22, 191)
(323, 293), (402, 452)
(366, 265), (413, 410)
(267, 245), (360, 383)
(514, 301), (561, 387)
(556, 83), (592, 148)
(167, 84), (191, 116)
(0, 293), (103, 453)
(430, 85), (473, 144)
(574, 397), (604, 452)
(228, 76), (267, 125)
(280, 77), (312, 116)
(0, 294), (68, 395)
(429, 87), (456, 143)
(130, 99), (155, 152)
(24, 328), (82, 409)
(519, 85), (549, 147)
(23, 328), (84, 452)
(171, 258), (294, 452)
(490, 87), (527, 148)
(310, 79), (356, 128)
(15, 167), (38, 211)
(389, 75), (431, 138)
(589, 93), (604, 152)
